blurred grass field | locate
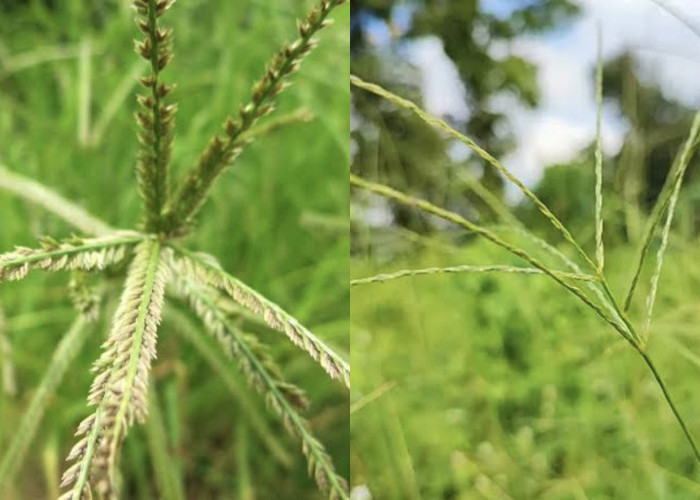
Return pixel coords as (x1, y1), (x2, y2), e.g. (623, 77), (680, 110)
(0, 0), (348, 498)
(351, 231), (700, 498)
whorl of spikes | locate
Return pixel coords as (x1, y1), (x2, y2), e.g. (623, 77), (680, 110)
(174, 276), (309, 411)
(60, 241), (170, 499)
(170, 247), (350, 388)
(177, 276), (348, 498)
(133, 0), (176, 232)
(0, 232), (142, 283)
(164, 0), (347, 233)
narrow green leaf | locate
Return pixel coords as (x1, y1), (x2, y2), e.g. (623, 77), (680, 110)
(0, 316), (91, 489)
(146, 389), (186, 500)
(0, 165), (113, 236)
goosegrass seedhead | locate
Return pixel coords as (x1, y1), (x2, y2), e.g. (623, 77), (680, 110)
(0, 0), (349, 498)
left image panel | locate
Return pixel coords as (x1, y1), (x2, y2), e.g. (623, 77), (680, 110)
(0, 1), (349, 498)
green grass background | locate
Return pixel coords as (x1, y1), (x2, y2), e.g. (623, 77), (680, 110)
(352, 221), (700, 498)
(0, 0), (349, 498)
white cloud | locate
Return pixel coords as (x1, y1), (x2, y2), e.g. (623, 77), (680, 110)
(404, 36), (470, 121)
(492, 0), (700, 188)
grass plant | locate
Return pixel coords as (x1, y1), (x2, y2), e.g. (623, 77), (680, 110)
(0, 1), (348, 498)
(350, 25), (700, 489)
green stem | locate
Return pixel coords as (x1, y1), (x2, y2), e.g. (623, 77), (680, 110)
(639, 349), (700, 464)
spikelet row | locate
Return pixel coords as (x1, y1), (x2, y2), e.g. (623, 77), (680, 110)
(170, 248), (349, 387)
(174, 276), (309, 410)
(133, 0), (176, 231)
(176, 275), (348, 499)
(60, 241), (170, 499)
(0, 232), (143, 283)
(165, 0), (348, 232)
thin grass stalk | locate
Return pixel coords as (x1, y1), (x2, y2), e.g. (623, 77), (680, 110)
(239, 108), (314, 142)
(351, 265), (596, 287)
(168, 246), (350, 387)
(594, 27), (605, 273)
(0, 316), (91, 489)
(164, 304), (293, 468)
(350, 75), (598, 272)
(165, 0), (347, 233)
(235, 420), (255, 500)
(145, 390), (185, 500)
(0, 165), (113, 236)
(623, 110), (700, 312)
(179, 279), (349, 499)
(77, 39), (91, 146)
(350, 173), (634, 343)
(0, 305), (15, 397)
(91, 60), (148, 147)
(639, 349), (700, 463)
(458, 173), (629, 329)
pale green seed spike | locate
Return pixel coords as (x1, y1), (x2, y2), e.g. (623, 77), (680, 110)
(641, 111), (700, 344)
(623, 110), (700, 313)
(350, 74), (598, 273)
(350, 173), (632, 344)
(351, 265), (597, 287)
(594, 25), (605, 274)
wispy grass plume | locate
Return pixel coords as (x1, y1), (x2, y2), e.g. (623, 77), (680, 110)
(350, 67), (700, 468)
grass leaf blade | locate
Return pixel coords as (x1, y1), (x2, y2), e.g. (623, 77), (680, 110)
(0, 165), (113, 236)
(0, 316), (91, 490)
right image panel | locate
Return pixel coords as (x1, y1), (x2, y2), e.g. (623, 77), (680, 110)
(350, 1), (700, 498)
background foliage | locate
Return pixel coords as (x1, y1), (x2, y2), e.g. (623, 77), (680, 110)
(0, 0), (348, 498)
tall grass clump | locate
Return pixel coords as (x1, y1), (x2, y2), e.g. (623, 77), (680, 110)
(0, 1), (349, 498)
(350, 26), (700, 479)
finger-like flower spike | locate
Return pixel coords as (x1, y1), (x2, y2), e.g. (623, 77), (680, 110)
(165, 0), (348, 233)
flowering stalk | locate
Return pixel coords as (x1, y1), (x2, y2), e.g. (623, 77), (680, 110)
(164, 0), (347, 233)
(133, 0), (176, 232)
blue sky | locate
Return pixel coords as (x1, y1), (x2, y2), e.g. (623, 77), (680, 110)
(354, 0), (700, 190)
